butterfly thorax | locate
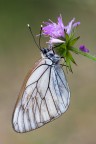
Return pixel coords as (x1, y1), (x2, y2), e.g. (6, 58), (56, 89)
(40, 48), (60, 64)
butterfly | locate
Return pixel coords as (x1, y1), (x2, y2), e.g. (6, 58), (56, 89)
(12, 47), (70, 133)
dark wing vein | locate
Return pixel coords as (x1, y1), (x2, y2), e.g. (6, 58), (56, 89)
(26, 64), (51, 88)
(22, 65), (50, 110)
(48, 67), (62, 115)
(54, 67), (70, 108)
(54, 67), (68, 91)
(53, 67), (66, 107)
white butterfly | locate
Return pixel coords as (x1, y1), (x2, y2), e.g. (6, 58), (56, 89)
(12, 48), (70, 133)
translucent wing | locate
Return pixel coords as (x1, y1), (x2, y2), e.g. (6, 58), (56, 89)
(12, 58), (70, 133)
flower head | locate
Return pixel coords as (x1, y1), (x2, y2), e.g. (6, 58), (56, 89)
(42, 15), (80, 45)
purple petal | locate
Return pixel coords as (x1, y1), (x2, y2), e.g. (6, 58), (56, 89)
(48, 37), (65, 44)
(42, 15), (65, 38)
(73, 22), (80, 28)
(57, 15), (64, 29)
(66, 18), (80, 35)
(66, 18), (75, 35)
(79, 45), (89, 53)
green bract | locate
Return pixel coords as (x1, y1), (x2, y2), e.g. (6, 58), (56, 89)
(54, 32), (96, 72)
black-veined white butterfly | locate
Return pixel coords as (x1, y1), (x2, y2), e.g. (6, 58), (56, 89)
(12, 26), (70, 133)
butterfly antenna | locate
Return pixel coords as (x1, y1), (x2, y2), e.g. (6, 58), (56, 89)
(27, 24), (40, 49)
(39, 25), (42, 49)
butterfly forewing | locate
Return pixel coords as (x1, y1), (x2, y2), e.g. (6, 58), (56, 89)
(12, 56), (70, 133)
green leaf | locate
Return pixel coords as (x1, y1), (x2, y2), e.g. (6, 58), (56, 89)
(69, 36), (80, 46)
(67, 51), (77, 65)
(65, 57), (73, 72)
(55, 45), (65, 56)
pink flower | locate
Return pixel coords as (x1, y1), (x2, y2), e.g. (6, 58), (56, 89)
(42, 15), (80, 44)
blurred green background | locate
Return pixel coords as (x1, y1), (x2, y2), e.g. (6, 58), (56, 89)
(0, 0), (96, 144)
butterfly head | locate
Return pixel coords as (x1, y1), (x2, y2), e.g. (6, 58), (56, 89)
(40, 48), (60, 64)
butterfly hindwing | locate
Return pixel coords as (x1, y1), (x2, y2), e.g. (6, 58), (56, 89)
(12, 58), (70, 133)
